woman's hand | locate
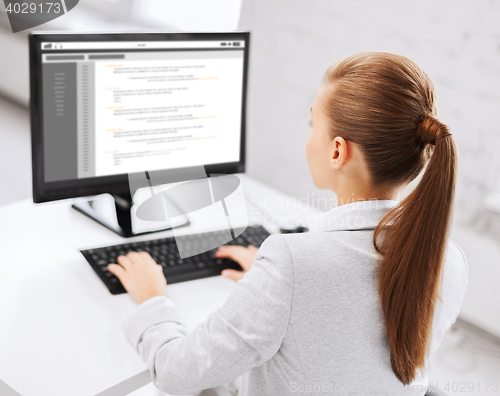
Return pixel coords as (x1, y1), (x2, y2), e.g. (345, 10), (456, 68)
(215, 244), (258, 281)
(107, 251), (167, 304)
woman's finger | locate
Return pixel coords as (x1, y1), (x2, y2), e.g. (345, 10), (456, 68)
(216, 245), (257, 272)
(221, 269), (245, 281)
(117, 254), (133, 269)
(215, 245), (245, 260)
(139, 251), (157, 266)
(107, 263), (126, 279)
(126, 251), (144, 266)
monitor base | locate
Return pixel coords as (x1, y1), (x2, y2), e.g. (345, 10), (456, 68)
(72, 192), (190, 238)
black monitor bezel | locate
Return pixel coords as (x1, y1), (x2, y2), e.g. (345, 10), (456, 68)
(29, 31), (249, 203)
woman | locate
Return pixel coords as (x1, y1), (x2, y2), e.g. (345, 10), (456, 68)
(108, 52), (468, 395)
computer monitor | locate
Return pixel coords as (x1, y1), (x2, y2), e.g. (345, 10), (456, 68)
(29, 31), (250, 237)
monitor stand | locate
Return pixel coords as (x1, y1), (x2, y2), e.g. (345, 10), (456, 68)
(72, 191), (190, 238)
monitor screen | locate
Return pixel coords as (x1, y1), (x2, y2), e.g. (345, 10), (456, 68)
(30, 32), (249, 202)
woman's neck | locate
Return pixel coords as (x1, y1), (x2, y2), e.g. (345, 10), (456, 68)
(335, 187), (401, 207)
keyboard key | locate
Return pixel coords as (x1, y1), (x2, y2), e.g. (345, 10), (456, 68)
(164, 262), (197, 276)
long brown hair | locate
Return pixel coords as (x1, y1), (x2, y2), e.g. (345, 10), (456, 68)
(320, 52), (457, 384)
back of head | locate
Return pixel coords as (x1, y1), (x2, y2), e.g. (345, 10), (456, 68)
(321, 52), (457, 384)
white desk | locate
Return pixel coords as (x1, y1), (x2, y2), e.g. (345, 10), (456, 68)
(0, 174), (320, 396)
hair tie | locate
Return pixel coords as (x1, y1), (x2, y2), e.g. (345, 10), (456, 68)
(436, 133), (453, 140)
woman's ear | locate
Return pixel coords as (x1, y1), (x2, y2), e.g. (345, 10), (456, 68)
(330, 136), (348, 169)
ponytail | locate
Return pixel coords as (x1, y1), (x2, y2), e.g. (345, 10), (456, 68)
(373, 113), (457, 384)
(321, 52), (459, 384)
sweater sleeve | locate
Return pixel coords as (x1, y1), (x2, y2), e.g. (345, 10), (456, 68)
(121, 233), (294, 395)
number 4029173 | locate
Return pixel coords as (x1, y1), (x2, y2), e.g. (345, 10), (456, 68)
(6, 2), (62, 14)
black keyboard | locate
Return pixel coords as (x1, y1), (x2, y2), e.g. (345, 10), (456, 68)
(80, 225), (271, 295)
